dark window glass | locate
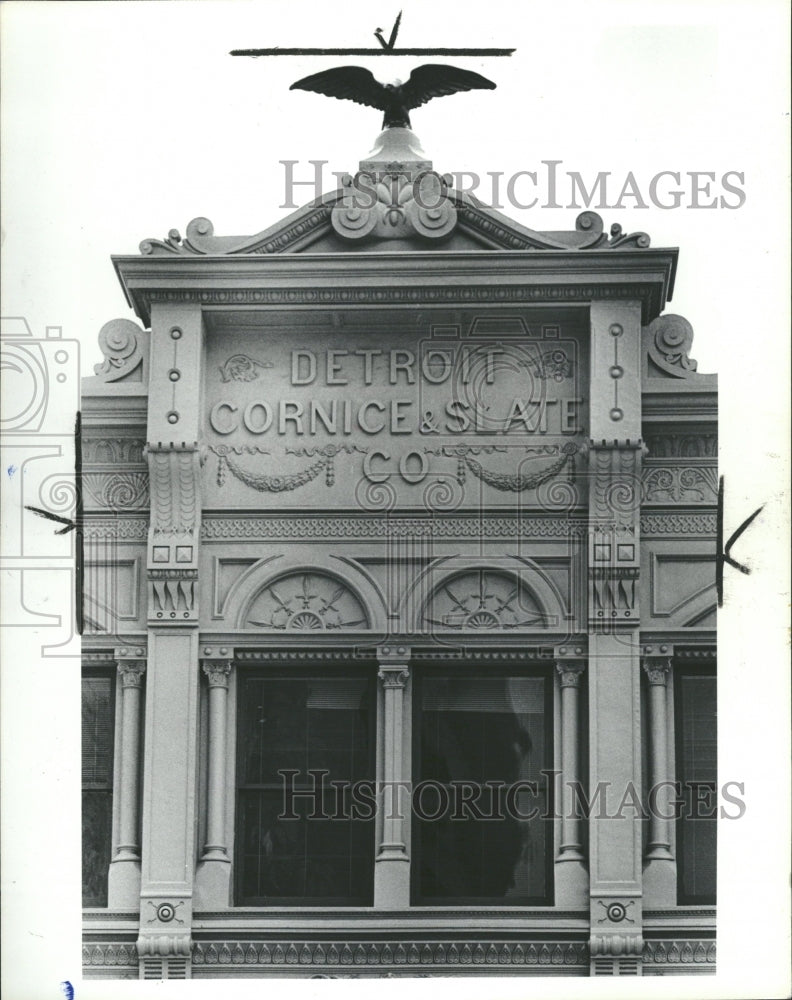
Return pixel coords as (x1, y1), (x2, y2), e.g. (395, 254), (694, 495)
(235, 671), (374, 905)
(676, 669), (717, 904)
(82, 674), (114, 907)
(413, 670), (552, 905)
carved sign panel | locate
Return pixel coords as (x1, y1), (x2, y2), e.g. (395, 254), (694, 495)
(204, 308), (587, 511)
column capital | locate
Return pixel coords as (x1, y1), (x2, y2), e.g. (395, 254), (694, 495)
(201, 660), (232, 688)
(556, 661), (586, 687)
(642, 645), (673, 684)
(117, 660), (146, 688)
(378, 665), (409, 689)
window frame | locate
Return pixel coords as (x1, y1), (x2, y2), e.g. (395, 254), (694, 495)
(673, 660), (717, 906)
(81, 667), (117, 908)
(410, 661), (556, 907)
(233, 662), (378, 907)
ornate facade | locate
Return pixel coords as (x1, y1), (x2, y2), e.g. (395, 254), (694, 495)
(81, 128), (717, 979)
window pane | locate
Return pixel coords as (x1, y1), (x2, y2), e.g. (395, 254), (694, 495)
(677, 670), (717, 904)
(416, 673), (551, 904)
(82, 675), (114, 906)
(236, 673), (374, 905)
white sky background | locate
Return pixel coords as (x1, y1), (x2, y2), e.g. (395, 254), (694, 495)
(1, 1), (790, 998)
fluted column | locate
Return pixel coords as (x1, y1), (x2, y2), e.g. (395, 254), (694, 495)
(108, 652), (145, 907)
(374, 645), (410, 908)
(556, 658), (586, 861)
(201, 660), (232, 860)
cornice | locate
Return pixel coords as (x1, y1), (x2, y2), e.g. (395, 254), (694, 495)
(113, 249), (677, 327)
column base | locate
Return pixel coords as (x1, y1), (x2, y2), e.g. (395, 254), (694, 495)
(374, 854), (410, 908)
(107, 857), (141, 908)
(194, 857), (232, 910)
(642, 856), (676, 906)
(554, 857), (588, 906)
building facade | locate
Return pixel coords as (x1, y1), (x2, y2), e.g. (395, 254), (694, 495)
(81, 128), (717, 979)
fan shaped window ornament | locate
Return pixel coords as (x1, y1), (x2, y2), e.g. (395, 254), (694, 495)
(246, 572), (369, 631)
(423, 569), (554, 631)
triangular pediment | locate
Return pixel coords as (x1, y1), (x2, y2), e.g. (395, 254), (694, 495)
(139, 128), (650, 258)
(139, 189), (651, 258)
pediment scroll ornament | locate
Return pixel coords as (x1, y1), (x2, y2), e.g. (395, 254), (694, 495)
(85, 318), (149, 384)
(645, 314), (699, 378)
(332, 170), (457, 242)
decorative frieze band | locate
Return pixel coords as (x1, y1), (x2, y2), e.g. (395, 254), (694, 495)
(82, 513), (716, 542)
(82, 936), (715, 975)
(201, 516), (588, 541)
(190, 939), (589, 970)
(148, 284), (654, 308)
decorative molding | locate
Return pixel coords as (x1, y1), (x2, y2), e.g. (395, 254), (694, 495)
(332, 171), (457, 242)
(139, 202), (651, 256)
(140, 207), (334, 257)
(147, 284), (655, 308)
(83, 518), (150, 541)
(643, 431), (717, 459)
(456, 206), (650, 250)
(211, 443), (365, 493)
(245, 572), (369, 631)
(643, 466), (718, 504)
(640, 513), (716, 536)
(673, 646), (716, 662)
(149, 568), (197, 618)
(645, 314), (699, 378)
(218, 354), (274, 382)
(589, 442), (643, 527)
(596, 900), (636, 925)
(236, 649), (376, 662)
(201, 515), (588, 541)
(589, 934), (643, 957)
(82, 942), (139, 969)
(82, 473), (149, 511)
(423, 569), (553, 631)
(643, 939), (716, 965)
(86, 319), (149, 384)
(146, 443), (201, 538)
(146, 900), (186, 926)
(82, 438), (147, 466)
(453, 443), (577, 492)
(191, 939), (589, 969)
(590, 567), (639, 615)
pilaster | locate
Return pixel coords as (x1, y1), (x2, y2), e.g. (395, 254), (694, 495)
(374, 645), (411, 908)
(587, 301), (644, 975)
(137, 301), (204, 979)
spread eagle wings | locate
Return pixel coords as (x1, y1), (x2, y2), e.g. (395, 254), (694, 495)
(289, 64), (496, 110)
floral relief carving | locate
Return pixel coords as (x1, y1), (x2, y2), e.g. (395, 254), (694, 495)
(424, 569), (553, 630)
(246, 572), (369, 631)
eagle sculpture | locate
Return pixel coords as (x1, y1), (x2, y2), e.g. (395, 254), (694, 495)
(289, 64), (496, 129)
